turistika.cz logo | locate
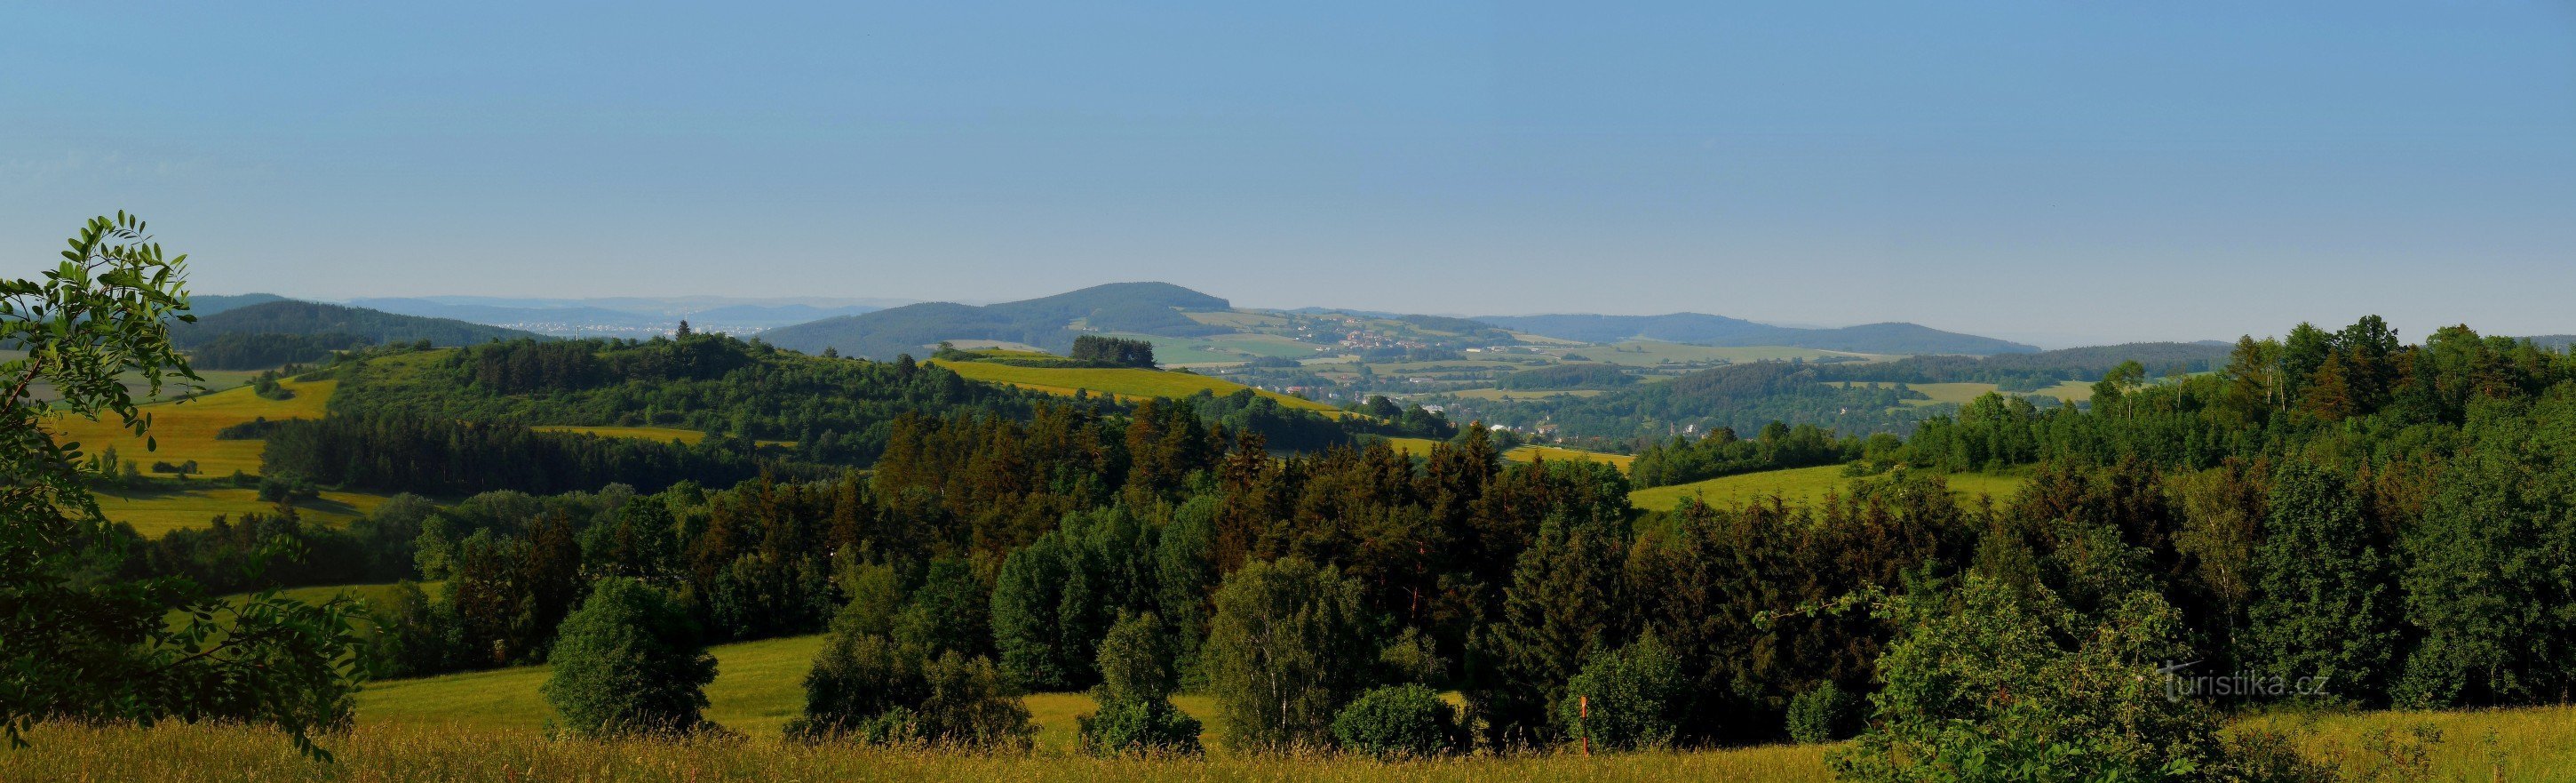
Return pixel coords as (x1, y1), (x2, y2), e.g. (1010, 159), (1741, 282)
(2159, 660), (2332, 702)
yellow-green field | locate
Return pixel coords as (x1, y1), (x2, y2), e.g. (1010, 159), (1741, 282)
(1628, 465), (2026, 512)
(11, 703), (2572, 782)
(43, 378), (388, 537)
(1386, 436), (1443, 459)
(1445, 388), (1610, 401)
(94, 485), (391, 538)
(1506, 445), (1634, 473)
(360, 632), (1224, 748)
(45, 377), (336, 479)
(532, 425), (710, 444)
(933, 360), (1344, 415)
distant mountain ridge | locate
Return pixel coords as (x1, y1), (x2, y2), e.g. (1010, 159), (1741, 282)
(761, 282), (1229, 360)
(173, 300), (542, 348)
(348, 297), (884, 337)
(1476, 313), (2039, 355)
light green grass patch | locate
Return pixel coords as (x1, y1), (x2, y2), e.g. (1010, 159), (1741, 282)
(95, 485), (392, 538)
(934, 360), (1343, 415)
(1630, 465), (2026, 511)
(1507, 445), (1634, 473)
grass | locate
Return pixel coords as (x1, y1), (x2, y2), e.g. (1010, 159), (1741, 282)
(1830, 380), (2096, 406)
(0, 722), (1841, 782)
(44, 377), (336, 480)
(360, 632), (1222, 749)
(1385, 436), (1443, 459)
(15, 705), (2576, 782)
(933, 359), (1345, 415)
(93, 484), (391, 538)
(1506, 445), (1634, 473)
(1628, 464), (2027, 512)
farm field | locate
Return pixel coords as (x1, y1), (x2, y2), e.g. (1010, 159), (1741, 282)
(11, 348), (264, 403)
(1506, 444), (1634, 472)
(1384, 436), (1442, 458)
(933, 359), (1344, 414)
(1628, 464), (2027, 512)
(1833, 380), (2100, 407)
(44, 377), (336, 479)
(94, 484), (391, 538)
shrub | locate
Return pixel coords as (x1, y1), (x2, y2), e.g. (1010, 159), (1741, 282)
(1830, 574), (2218, 782)
(1331, 684), (1459, 758)
(1079, 612), (1200, 756)
(787, 631), (923, 742)
(1556, 637), (1685, 752)
(541, 578), (717, 737)
(1785, 681), (1858, 744)
(912, 651), (1036, 749)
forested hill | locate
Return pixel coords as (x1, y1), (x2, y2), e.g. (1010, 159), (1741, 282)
(316, 335), (1043, 465)
(1810, 341), (2238, 391)
(761, 282), (1229, 360)
(1459, 360), (1937, 440)
(176, 300), (541, 347)
(1475, 313), (2039, 355)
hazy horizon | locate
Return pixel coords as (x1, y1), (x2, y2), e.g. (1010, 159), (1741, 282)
(10, 3), (2572, 348)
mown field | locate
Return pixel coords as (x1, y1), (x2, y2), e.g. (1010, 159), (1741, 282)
(1627, 465), (2027, 512)
(1832, 380), (2097, 408)
(94, 484), (391, 538)
(45, 377), (337, 479)
(1505, 445), (1634, 473)
(44, 377), (395, 537)
(933, 359), (1345, 415)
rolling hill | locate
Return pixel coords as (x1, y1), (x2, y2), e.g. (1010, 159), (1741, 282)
(762, 282), (1231, 360)
(174, 300), (542, 348)
(1476, 313), (2038, 355)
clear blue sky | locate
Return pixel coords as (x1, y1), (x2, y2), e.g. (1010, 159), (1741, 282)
(6, 3), (2572, 346)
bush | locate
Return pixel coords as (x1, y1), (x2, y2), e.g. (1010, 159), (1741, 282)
(1079, 612), (1200, 756)
(541, 579), (717, 737)
(1556, 637), (1685, 752)
(787, 632), (923, 742)
(1785, 681), (1858, 744)
(1331, 684), (1459, 758)
(1830, 574), (2219, 782)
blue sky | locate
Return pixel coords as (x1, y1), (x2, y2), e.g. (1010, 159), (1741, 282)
(5, 2), (2572, 346)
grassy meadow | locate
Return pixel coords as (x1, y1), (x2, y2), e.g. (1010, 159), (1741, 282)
(94, 484), (391, 538)
(1505, 445), (1634, 473)
(933, 359), (1345, 415)
(44, 377), (337, 479)
(1627, 464), (2026, 512)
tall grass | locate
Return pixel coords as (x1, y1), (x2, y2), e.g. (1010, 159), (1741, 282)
(0, 723), (1833, 783)
(9, 704), (2576, 782)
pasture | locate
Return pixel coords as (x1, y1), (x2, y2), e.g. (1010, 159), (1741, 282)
(1628, 464), (2026, 512)
(1505, 445), (1634, 473)
(93, 484), (390, 538)
(934, 359), (1344, 414)
(44, 377), (336, 479)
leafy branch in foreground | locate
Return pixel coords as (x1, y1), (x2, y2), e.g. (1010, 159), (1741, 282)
(0, 212), (365, 759)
